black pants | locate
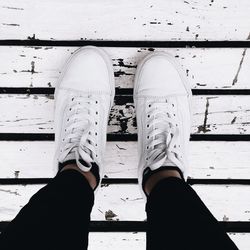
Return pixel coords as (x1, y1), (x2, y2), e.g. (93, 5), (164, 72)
(0, 170), (238, 250)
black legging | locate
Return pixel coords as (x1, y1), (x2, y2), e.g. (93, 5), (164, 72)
(146, 177), (238, 250)
(0, 169), (238, 250)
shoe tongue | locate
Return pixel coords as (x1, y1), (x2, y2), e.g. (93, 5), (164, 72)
(162, 158), (176, 167)
(61, 147), (93, 171)
(76, 147), (93, 171)
(63, 151), (75, 162)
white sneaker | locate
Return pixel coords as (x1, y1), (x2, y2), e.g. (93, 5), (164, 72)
(54, 46), (115, 191)
(134, 52), (192, 198)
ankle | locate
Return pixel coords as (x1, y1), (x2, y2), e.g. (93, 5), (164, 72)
(61, 163), (97, 190)
(144, 169), (182, 196)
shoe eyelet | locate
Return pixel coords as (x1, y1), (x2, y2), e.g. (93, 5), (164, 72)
(96, 101), (98, 104)
(96, 111), (98, 115)
(72, 97), (74, 101)
(95, 122), (98, 125)
(172, 104), (174, 107)
(147, 115), (150, 118)
(147, 125), (149, 128)
(95, 132), (97, 136)
(147, 136), (149, 139)
(148, 104), (151, 108)
(146, 146), (149, 149)
(96, 154), (98, 157)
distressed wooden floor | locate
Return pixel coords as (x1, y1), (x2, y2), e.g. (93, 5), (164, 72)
(1, 0), (250, 249)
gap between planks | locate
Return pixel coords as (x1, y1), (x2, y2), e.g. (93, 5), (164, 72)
(0, 221), (250, 233)
(1, 40), (250, 48)
(2, 88), (250, 95)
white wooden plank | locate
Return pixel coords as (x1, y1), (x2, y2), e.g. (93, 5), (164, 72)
(88, 233), (249, 250)
(0, 0), (250, 41)
(0, 47), (249, 89)
(88, 233), (145, 250)
(0, 184), (250, 222)
(228, 233), (250, 250)
(1, 141), (250, 179)
(0, 94), (249, 134)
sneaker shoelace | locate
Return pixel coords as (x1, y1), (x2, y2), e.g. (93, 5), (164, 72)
(145, 100), (184, 170)
(58, 95), (99, 171)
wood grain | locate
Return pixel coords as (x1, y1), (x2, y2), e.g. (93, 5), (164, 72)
(1, 141), (250, 179)
(0, 47), (249, 89)
(88, 233), (146, 250)
(0, 94), (249, 134)
(0, 184), (250, 222)
(88, 233), (249, 250)
(0, 0), (250, 41)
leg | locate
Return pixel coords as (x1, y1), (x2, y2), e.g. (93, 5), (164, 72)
(0, 168), (94, 250)
(133, 52), (238, 249)
(145, 173), (238, 250)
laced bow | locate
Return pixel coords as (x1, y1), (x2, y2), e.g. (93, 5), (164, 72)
(145, 101), (184, 170)
(58, 95), (98, 170)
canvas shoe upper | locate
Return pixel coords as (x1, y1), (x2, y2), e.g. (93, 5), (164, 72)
(54, 46), (115, 191)
(133, 52), (192, 198)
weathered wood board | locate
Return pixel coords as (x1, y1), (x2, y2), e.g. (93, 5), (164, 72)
(0, 184), (250, 222)
(0, 94), (249, 134)
(1, 0), (250, 41)
(0, 47), (249, 89)
(88, 233), (146, 250)
(1, 141), (250, 179)
(87, 233), (250, 250)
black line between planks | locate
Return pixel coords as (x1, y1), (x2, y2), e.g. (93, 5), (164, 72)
(0, 221), (249, 233)
(1, 87), (250, 96)
(1, 40), (250, 48)
(0, 178), (250, 185)
(1, 133), (250, 141)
